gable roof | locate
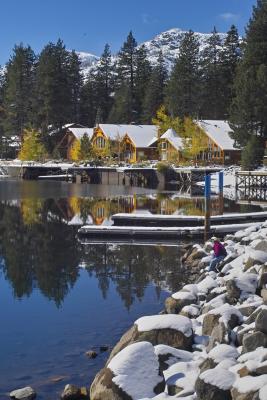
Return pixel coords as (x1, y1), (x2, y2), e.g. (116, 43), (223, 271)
(68, 127), (94, 140)
(98, 124), (158, 147)
(197, 120), (237, 151)
(161, 128), (183, 151)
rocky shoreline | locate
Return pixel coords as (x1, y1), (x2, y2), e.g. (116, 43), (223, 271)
(89, 221), (267, 400)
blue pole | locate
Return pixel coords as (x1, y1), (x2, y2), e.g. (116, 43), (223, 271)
(218, 171), (224, 193)
(205, 174), (211, 198)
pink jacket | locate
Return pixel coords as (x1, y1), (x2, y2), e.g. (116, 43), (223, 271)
(213, 242), (226, 257)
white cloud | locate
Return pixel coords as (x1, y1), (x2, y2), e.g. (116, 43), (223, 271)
(219, 12), (240, 21)
(141, 13), (158, 25)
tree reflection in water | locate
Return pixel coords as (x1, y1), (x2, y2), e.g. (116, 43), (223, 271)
(0, 196), (192, 309)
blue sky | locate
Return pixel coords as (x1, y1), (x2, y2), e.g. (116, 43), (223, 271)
(0, 0), (256, 65)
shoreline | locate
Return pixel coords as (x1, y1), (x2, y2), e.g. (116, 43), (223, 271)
(89, 221), (267, 400)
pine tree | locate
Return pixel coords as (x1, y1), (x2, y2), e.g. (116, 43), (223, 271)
(2, 44), (36, 138)
(94, 44), (114, 122)
(109, 31), (138, 122)
(80, 73), (97, 127)
(143, 51), (167, 123)
(230, 0), (267, 147)
(35, 39), (80, 137)
(67, 50), (82, 123)
(241, 136), (264, 169)
(200, 27), (224, 119)
(166, 30), (200, 118)
(134, 45), (152, 122)
(220, 25), (241, 118)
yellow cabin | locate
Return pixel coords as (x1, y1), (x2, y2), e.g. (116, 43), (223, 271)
(158, 128), (183, 162)
(56, 125), (93, 160)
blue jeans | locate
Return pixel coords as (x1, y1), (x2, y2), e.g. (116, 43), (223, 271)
(209, 255), (225, 272)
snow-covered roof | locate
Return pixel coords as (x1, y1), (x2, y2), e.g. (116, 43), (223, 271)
(98, 124), (158, 147)
(161, 128), (183, 151)
(197, 120), (237, 151)
(68, 127), (94, 140)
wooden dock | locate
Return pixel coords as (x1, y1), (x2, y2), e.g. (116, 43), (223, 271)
(111, 211), (267, 227)
(78, 222), (261, 240)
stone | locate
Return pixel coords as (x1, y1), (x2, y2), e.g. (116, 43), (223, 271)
(255, 309), (267, 334)
(261, 288), (267, 303)
(165, 292), (196, 314)
(259, 273), (267, 289)
(202, 313), (220, 336)
(226, 279), (241, 302)
(253, 240), (267, 252)
(246, 307), (266, 325)
(165, 297), (180, 314)
(61, 384), (81, 400)
(100, 345), (109, 352)
(90, 342), (164, 400)
(195, 370), (233, 400)
(199, 357), (217, 373)
(9, 387), (36, 400)
(107, 320), (193, 363)
(237, 366), (250, 378)
(238, 305), (259, 318)
(231, 387), (259, 400)
(207, 322), (229, 352)
(243, 331), (267, 353)
(85, 350), (97, 358)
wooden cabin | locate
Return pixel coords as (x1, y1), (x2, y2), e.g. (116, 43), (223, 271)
(56, 126), (93, 160)
(196, 120), (241, 165)
(158, 128), (183, 162)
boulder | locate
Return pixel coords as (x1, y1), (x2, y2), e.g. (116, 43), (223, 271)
(259, 273), (267, 289)
(108, 315), (193, 361)
(245, 306), (266, 325)
(199, 357), (217, 373)
(85, 350), (97, 359)
(202, 304), (242, 336)
(252, 239), (267, 252)
(10, 387), (36, 400)
(61, 385), (81, 400)
(90, 342), (164, 400)
(226, 279), (241, 303)
(243, 331), (267, 353)
(255, 309), (267, 334)
(195, 367), (235, 400)
(261, 288), (267, 303)
(231, 375), (267, 400)
(165, 291), (196, 314)
(206, 322), (229, 351)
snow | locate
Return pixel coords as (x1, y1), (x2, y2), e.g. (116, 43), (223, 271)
(154, 345), (193, 361)
(244, 248), (267, 264)
(98, 124), (158, 147)
(197, 120), (236, 151)
(200, 367), (236, 390)
(164, 361), (200, 396)
(238, 347), (267, 363)
(68, 127), (94, 140)
(208, 303), (243, 326)
(259, 385), (267, 400)
(235, 274), (258, 295)
(135, 315), (192, 337)
(108, 341), (162, 400)
(181, 305), (200, 317)
(208, 344), (239, 363)
(233, 375), (267, 394)
(197, 275), (217, 294)
(172, 291), (196, 301)
(160, 128), (183, 151)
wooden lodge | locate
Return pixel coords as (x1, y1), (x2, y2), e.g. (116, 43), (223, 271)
(54, 120), (241, 164)
(158, 121), (241, 165)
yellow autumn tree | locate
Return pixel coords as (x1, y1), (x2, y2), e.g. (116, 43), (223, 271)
(181, 118), (208, 161)
(19, 128), (47, 161)
(69, 139), (81, 162)
(21, 198), (43, 225)
(152, 105), (183, 137)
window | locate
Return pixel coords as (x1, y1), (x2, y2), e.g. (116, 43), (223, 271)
(161, 141), (167, 149)
(95, 137), (106, 148)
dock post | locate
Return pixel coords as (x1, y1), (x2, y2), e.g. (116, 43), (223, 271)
(204, 174), (211, 242)
(218, 171), (224, 194)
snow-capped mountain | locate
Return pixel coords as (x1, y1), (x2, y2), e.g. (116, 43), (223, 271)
(78, 28), (228, 75)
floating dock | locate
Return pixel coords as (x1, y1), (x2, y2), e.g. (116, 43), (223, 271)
(78, 222), (261, 240)
(111, 211), (267, 227)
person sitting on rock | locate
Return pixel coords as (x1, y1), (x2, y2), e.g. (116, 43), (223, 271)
(209, 237), (227, 272)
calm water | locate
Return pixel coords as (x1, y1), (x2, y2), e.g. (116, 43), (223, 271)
(0, 180), (262, 399)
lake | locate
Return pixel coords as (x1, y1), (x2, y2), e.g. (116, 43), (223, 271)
(0, 179), (262, 399)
